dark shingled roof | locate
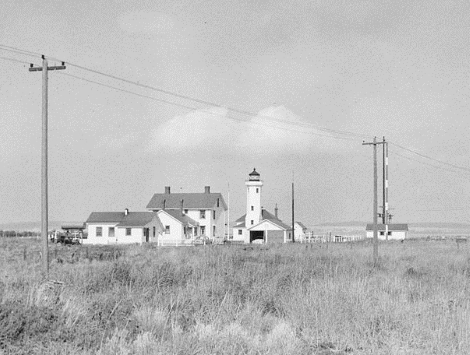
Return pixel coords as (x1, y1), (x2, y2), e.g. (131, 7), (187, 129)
(146, 192), (227, 210)
(234, 209), (291, 230)
(86, 212), (158, 227)
(249, 168), (260, 176)
(159, 210), (198, 226)
(366, 224), (409, 231)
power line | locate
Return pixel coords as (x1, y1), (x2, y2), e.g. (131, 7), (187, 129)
(64, 61), (369, 139)
(58, 72), (207, 112)
(0, 44), (370, 140)
(56, 71), (358, 141)
(389, 141), (470, 173)
(0, 44), (41, 57)
(0, 56), (31, 65)
(389, 148), (470, 178)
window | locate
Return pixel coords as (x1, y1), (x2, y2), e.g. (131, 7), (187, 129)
(238, 229), (242, 235)
(108, 227), (115, 238)
(184, 209), (188, 214)
(251, 206), (254, 211)
(165, 226), (170, 234)
(201, 226), (206, 235)
(96, 227), (102, 237)
(217, 198), (220, 207)
(200, 210), (206, 219)
(388, 231), (392, 236)
(256, 188), (259, 193)
(213, 226), (216, 236)
(126, 228), (131, 236)
(251, 220), (254, 225)
(194, 227), (197, 236)
(212, 210), (216, 219)
(380, 231), (385, 236)
(153, 226), (156, 237)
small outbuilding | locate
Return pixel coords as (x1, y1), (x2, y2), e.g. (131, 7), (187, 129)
(366, 224), (409, 241)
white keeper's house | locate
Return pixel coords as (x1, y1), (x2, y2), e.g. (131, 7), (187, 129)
(146, 186), (227, 244)
(366, 224), (409, 240)
(232, 169), (292, 244)
(84, 209), (164, 245)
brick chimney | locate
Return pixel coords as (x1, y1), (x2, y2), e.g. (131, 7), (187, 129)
(165, 186), (171, 194)
(180, 199), (184, 215)
(275, 204), (278, 218)
(205, 186), (210, 193)
(124, 208), (129, 216)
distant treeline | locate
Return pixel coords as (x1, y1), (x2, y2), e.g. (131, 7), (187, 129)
(0, 230), (40, 237)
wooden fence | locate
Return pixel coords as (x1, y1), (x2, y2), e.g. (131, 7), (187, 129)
(298, 232), (365, 243)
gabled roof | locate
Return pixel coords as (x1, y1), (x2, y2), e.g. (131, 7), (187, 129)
(117, 213), (158, 227)
(86, 212), (125, 224)
(235, 215), (246, 223)
(366, 224), (409, 231)
(295, 221), (308, 230)
(249, 218), (288, 231)
(158, 209), (198, 227)
(147, 193), (227, 210)
(86, 212), (159, 228)
(234, 210), (291, 231)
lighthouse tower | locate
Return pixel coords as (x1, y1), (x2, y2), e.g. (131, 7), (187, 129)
(245, 168), (263, 228)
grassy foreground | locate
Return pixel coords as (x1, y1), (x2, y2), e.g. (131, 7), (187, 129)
(1, 238), (470, 354)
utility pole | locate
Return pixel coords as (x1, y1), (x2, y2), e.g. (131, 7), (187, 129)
(29, 56), (66, 279)
(227, 183), (230, 242)
(382, 137), (389, 240)
(363, 137), (385, 266)
(292, 181), (295, 243)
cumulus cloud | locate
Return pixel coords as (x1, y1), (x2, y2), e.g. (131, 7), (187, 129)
(150, 105), (345, 157)
(118, 11), (175, 35)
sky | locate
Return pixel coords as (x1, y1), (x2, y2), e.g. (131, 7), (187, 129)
(0, 0), (469, 227)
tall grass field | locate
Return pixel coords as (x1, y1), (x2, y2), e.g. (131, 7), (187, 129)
(1, 238), (470, 354)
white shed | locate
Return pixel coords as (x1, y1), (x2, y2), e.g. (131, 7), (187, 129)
(366, 224), (409, 241)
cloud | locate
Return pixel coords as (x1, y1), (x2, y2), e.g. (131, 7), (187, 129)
(118, 11), (175, 35)
(149, 105), (345, 157)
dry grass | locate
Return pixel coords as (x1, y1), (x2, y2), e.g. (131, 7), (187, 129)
(1, 238), (470, 354)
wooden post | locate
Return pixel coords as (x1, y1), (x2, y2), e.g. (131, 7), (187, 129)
(29, 56), (66, 279)
(373, 137), (378, 265)
(41, 56), (49, 278)
(363, 137), (385, 267)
